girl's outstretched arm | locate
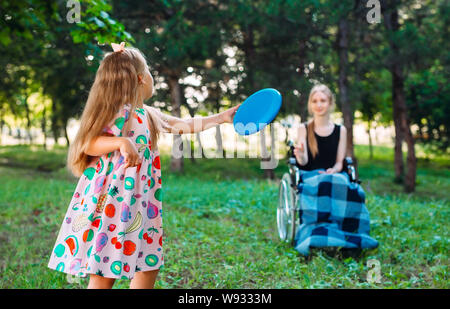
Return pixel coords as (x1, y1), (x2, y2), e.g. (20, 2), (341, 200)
(143, 104), (240, 134)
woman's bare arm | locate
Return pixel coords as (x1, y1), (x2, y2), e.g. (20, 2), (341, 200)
(295, 124), (308, 166)
(331, 125), (347, 173)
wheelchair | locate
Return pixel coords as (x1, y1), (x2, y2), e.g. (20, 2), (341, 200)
(277, 140), (360, 246)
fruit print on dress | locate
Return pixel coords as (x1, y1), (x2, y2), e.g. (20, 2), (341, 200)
(48, 103), (164, 279)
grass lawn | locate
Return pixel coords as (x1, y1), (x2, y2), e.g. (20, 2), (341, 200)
(0, 144), (448, 288)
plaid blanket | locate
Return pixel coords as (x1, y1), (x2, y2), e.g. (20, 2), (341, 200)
(294, 170), (378, 256)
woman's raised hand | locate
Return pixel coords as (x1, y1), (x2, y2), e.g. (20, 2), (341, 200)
(293, 142), (306, 165)
(293, 142), (305, 157)
(119, 138), (142, 169)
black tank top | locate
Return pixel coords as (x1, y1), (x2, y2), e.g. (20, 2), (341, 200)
(298, 123), (341, 171)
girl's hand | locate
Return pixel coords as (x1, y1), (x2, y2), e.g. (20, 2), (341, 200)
(221, 104), (241, 124)
(119, 138), (142, 169)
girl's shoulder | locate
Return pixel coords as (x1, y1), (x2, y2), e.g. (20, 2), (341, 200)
(123, 103), (144, 116)
(103, 103), (147, 137)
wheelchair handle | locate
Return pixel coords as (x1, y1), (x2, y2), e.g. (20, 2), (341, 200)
(344, 156), (361, 184)
(287, 140), (295, 153)
(286, 140), (296, 164)
(287, 139), (296, 150)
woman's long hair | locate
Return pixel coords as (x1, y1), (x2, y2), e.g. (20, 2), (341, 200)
(306, 84), (336, 159)
(67, 46), (169, 177)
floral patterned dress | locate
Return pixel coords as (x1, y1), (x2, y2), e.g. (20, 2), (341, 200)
(47, 103), (164, 279)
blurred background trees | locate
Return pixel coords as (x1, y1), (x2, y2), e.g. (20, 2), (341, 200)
(1, 0), (448, 192)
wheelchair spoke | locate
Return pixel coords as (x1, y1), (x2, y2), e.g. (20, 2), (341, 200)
(278, 173), (298, 243)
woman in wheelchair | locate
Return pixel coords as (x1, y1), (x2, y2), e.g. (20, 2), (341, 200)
(293, 84), (346, 175)
(277, 84), (378, 256)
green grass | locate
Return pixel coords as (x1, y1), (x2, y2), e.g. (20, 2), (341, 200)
(0, 144), (448, 288)
(0, 144), (67, 172)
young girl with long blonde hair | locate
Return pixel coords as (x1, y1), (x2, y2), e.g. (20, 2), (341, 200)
(294, 84), (347, 173)
(47, 42), (239, 289)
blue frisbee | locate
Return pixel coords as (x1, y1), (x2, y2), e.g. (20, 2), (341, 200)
(233, 88), (282, 135)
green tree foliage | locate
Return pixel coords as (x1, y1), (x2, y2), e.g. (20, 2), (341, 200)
(1, 0), (448, 191)
(404, 0), (449, 152)
(0, 0), (131, 145)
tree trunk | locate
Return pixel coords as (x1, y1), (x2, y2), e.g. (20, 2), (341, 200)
(368, 120), (373, 160)
(404, 122), (416, 192)
(337, 18), (355, 159)
(392, 62), (416, 191)
(51, 101), (59, 147)
(24, 97), (33, 144)
(298, 95), (308, 123)
(244, 25), (274, 179)
(383, 1), (416, 192)
(0, 109), (3, 145)
(167, 74), (184, 173)
(243, 25), (256, 92)
(392, 69), (405, 183)
(41, 103), (47, 150)
(297, 40), (308, 122)
(64, 119), (70, 147)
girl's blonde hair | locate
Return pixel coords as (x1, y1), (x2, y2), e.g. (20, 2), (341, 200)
(306, 84), (335, 159)
(67, 46), (169, 177)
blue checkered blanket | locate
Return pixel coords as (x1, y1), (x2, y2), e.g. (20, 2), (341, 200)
(294, 170), (378, 256)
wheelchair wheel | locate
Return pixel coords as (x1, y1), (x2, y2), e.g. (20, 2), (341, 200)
(277, 173), (297, 245)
